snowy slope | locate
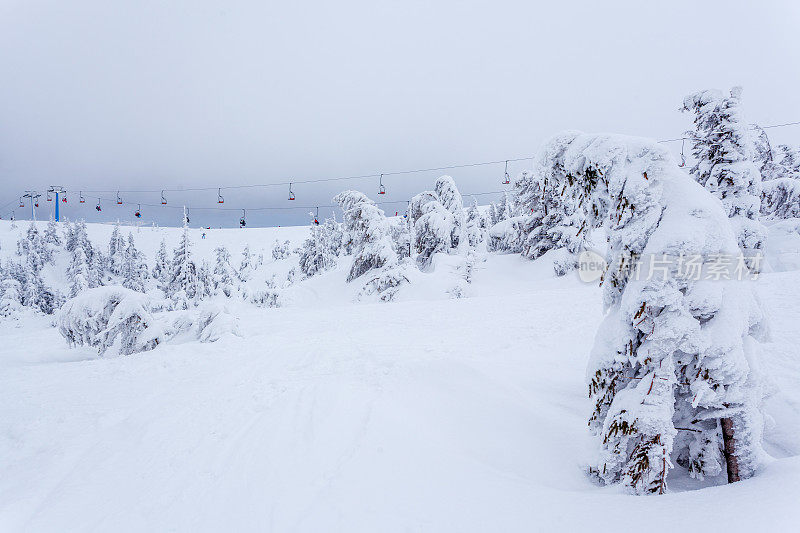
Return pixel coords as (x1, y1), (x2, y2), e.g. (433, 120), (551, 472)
(0, 220), (798, 532)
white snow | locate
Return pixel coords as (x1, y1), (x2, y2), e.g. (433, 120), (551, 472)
(0, 220), (798, 531)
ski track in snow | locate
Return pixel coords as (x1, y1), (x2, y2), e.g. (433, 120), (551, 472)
(0, 221), (799, 532)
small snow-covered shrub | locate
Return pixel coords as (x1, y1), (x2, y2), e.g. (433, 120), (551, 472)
(196, 305), (241, 342)
(271, 239), (292, 261)
(487, 216), (536, 254)
(58, 286), (169, 355)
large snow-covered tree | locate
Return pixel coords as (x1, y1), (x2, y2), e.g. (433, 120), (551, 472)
(409, 176), (468, 269)
(536, 132), (766, 494)
(682, 87), (766, 263)
(333, 190), (408, 300)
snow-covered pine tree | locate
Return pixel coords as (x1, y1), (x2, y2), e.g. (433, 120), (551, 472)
(58, 286), (169, 355)
(465, 199), (488, 248)
(750, 124), (775, 179)
(682, 87), (766, 265)
(271, 240), (292, 261)
(64, 221), (78, 253)
(167, 225), (200, 308)
(512, 130), (595, 272)
(535, 132), (766, 494)
(0, 276), (23, 318)
(299, 214), (338, 278)
(74, 221), (103, 288)
(333, 190), (408, 301)
(21, 246), (55, 314)
(152, 239), (170, 288)
(238, 244), (254, 281)
(760, 143), (800, 219)
(17, 222), (53, 268)
(409, 190), (454, 269)
(197, 260), (213, 300)
(107, 223), (126, 275)
(66, 240), (90, 297)
(121, 233), (147, 292)
(212, 245), (235, 297)
(44, 215), (62, 246)
(434, 175), (466, 252)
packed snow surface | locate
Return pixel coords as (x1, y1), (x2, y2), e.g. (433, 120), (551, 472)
(0, 221), (798, 531)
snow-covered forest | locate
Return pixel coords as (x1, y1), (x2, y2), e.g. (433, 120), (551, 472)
(1, 83), (800, 530)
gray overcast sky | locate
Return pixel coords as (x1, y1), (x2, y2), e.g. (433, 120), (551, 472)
(1, 0), (798, 227)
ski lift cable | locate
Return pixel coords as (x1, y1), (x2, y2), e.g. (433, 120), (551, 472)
(656, 120), (800, 144)
(66, 156), (537, 195)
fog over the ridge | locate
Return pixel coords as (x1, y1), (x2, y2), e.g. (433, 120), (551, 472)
(1, 0), (798, 227)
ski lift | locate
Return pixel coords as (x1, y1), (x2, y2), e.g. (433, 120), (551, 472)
(134, 204), (141, 218)
(19, 197), (24, 208)
(161, 190), (167, 205)
(288, 182), (295, 201)
(45, 190), (52, 202)
(218, 188), (224, 204)
(502, 160), (510, 184)
(95, 199), (102, 212)
(185, 208), (190, 224)
(314, 206), (319, 225)
(61, 194), (67, 203)
(79, 191), (86, 204)
(116, 191), (122, 205)
(378, 174), (386, 195)
(678, 138), (686, 168)
(240, 209), (246, 228)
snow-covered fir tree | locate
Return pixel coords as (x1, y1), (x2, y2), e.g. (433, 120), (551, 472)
(166, 225), (200, 309)
(44, 215), (62, 247)
(271, 240), (292, 261)
(533, 132), (767, 494)
(107, 223), (126, 275)
(760, 143), (800, 219)
(682, 87), (766, 263)
(333, 190), (408, 301)
(409, 176), (468, 269)
(212, 245), (235, 297)
(121, 233), (147, 293)
(464, 199), (488, 248)
(299, 215), (339, 278)
(66, 240), (91, 298)
(151, 239), (170, 288)
(0, 274), (23, 318)
(238, 244), (254, 281)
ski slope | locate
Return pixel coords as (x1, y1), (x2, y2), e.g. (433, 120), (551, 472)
(0, 220), (799, 532)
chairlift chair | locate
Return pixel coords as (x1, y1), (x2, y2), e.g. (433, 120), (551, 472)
(79, 192), (86, 203)
(218, 188), (224, 204)
(116, 191), (122, 205)
(378, 174), (386, 195)
(502, 160), (510, 184)
(288, 183), (295, 201)
(135, 204), (141, 218)
(161, 190), (167, 205)
(240, 209), (246, 228)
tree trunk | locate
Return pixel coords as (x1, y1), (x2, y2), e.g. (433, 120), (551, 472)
(720, 417), (740, 483)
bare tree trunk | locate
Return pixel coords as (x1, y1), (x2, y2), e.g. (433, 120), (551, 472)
(720, 417), (740, 483)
